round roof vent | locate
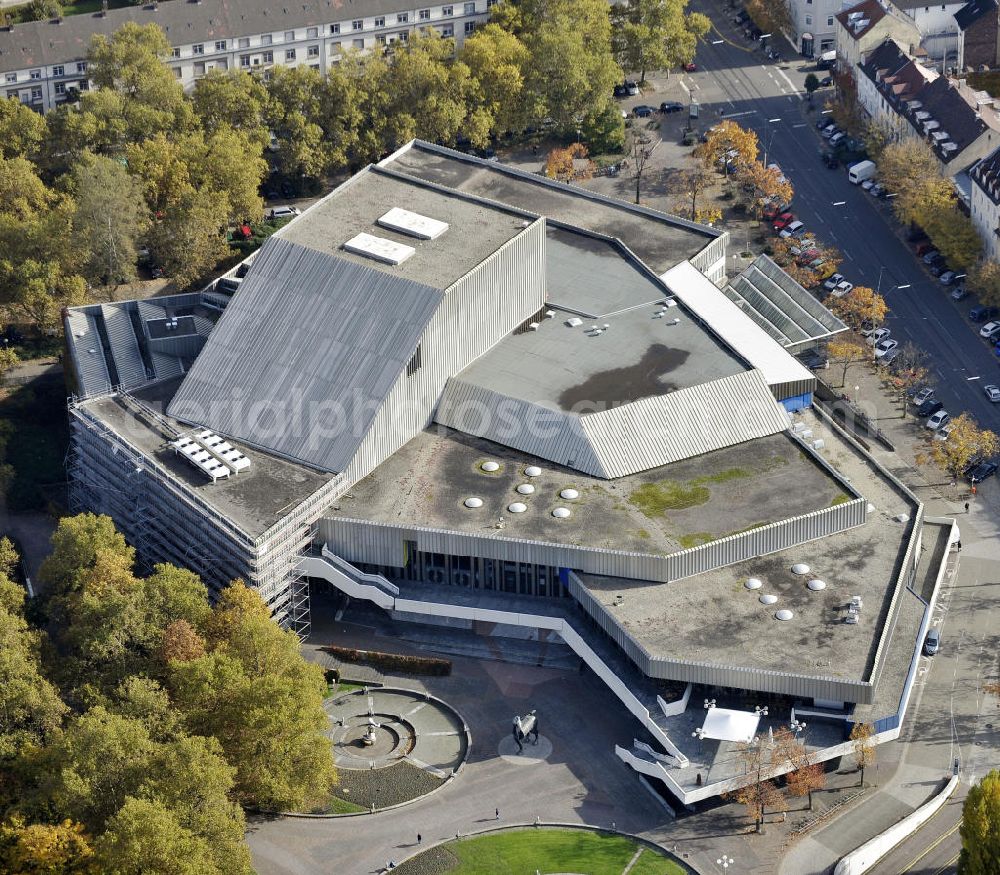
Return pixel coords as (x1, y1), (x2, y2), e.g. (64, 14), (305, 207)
(791, 563), (810, 575)
(516, 483), (535, 495)
(552, 507), (571, 519)
(560, 488), (580, 500)
(745, 577), (763, 590)
(464, 497), (483, 508)
(481, 461), (500, 472)
(807, 579), (827, 591)
(759, 593), (778, 605)
(775, 609), (794, 621)
(508, 502), (527, 513)
(525, 465), (542, 477)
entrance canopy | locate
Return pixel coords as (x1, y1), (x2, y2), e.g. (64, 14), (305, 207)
(701, 708), (761, 743)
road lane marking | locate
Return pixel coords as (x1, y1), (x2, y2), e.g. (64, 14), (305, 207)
(679, 80), (690, 95)
(896, 821), (961, 875)
(931, 851), (960, 875)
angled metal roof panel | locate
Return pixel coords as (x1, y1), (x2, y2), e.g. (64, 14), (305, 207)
(168, 236), (443, 472)
(65, 309), (111, 397)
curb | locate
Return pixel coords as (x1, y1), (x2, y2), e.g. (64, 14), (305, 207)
(384, 822), (702, 875)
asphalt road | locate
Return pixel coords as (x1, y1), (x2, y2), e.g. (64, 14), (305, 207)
(684, 0), (1000, 433)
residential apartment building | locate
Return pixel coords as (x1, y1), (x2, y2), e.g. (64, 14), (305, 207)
(835, 0), (921, 71)
(890, 0), (966, 61)
(858, 37), (1000, 174)
(789, 0), (843, 57)
(954, 0), (1000, 70)
(0, 0), (491, 113)
(970, 148), (1000, 259)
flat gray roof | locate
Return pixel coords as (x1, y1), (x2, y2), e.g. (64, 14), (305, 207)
(80, 378), (332, 539)
(278, 166), (531, 290)
(383, 142), (720, 275)
(456, 300), (747, 412)
(326, 426), (850, 555)
(578, 408), (919, 683)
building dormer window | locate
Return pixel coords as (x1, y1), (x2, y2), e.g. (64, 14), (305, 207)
(193, 44), (205, 55)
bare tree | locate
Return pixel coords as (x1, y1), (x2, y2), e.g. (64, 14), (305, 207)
(630, 132), (656, 205)
(725, 738), (787, 832)
(850, 722), (876, 786)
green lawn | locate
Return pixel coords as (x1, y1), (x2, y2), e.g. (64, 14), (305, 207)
(401, 829), (686, 875)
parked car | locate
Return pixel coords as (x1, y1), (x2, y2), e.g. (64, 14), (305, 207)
(796, 349), (829, 370)
(829, 132), (845, 146)
(951, 286), (970, 301)
(819, 75), (833, 86)
(660, 101), (684, 113)
(979, 320), (1000, 339)
(939, 271), (959, 285)
(935, 422), (954, 442)
(682, 62), (697, 72)
(923, 629), (940, 656)
(822, 126), (840, 139)
(779, 220), (807, 238)
(869, 183), (885, 197)
(984, 383), (1000, 402)
(823, 272), (846, 291)
(817, 118), (837, 131)
(969, 304), (999, 322)
(929, 261), (948, 277)
(912, 387), (935, 406)
(772, 212), (796, 230)
(267, 206), (301, 220)
(922, 249), (941, 265)
(925, 409), (950, 430)
(860, 179), (876, 191)
(875, 338), (899, 358)
(830, 280), (854, 297)
(967, 459), (998, 483)
(867, 327), (891, 345)
(881, 347), (902, 367)
(915, 242), (935, 257)
(763, 200), (792, 220)
(633, 105), (656, 118)
(823, 152), (839, 169)
(917, 400), (943, 419)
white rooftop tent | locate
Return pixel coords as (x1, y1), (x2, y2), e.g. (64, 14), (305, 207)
(700, 708), (761, 743)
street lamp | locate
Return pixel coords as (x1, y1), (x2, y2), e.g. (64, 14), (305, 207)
(763, 118), (780, 166)
(717, 854), (735, 871)
(755, 705), (769, 718)
(705, 698), (717, 709)
(790, 718), (807, 739)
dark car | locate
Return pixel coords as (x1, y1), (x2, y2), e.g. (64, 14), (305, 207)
(917, 398), (944, 418)
(633, 105), (656, 118)
(819, 76), (833, 87)
(823, 152), (839, 169)
(796, 349), (828, 370)
(660, 101), (684, 113)
(922, 249), (941, 265)
(967, 460), (998, 483)
(970, 304), (1000, 323)
(682, 62), (697, 72)
(613, 84), (629, 98)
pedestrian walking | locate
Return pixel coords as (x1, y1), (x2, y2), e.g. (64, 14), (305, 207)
(965, 501), (970, 514)
(957, 540), (962, 552)
(495, 808), (500, 820)
(417, 834), (422, 845)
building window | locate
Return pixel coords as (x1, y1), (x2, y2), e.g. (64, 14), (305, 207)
(330, 23), (340, 34)
(238, 37), (250, 48)
(464, 1), (476, 13)
(284, 30), (295, 41)
(419, 8), (430, 19)
(376, 34), (387, 44)
(375, 16), (385, 27)
(262, 34), (273, 45)
(308, 44), (319, 57)
(76, 61), (87, 73)
(353, 38), (365, 48)
(4, 73), (15, 83)
(310, 63), (320, 70)
(406, 345), (422, 377)
(487, 0), (497, 6)
(52, 64), (64, 76)
(215, 40), (226, 51)
(442, 5), (453, 15)
(827, 15), (834, 25)
(398, 31), (409, 42)
(307, 26), (318, 38)
(397, 12), (408, 22)
(440, 24), (454, 35)
(464, 20), (476, 33)
(54, 82), (65, 94)
(194, 62), (206, 75)
(171, 47), (181, 58)
(805, 14), (812, 25)
(285, 48), (296, 60)
(240, 54), (251, 67)
(30, 69), (41, 80)
(352, 19), (363, 29)
(262, 51), (274, 62)
(31, 87), (42, 101)
(193, 44), (204, 55)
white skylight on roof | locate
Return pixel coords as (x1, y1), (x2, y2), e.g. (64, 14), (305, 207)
(377, 207), (449, 240)
(344, 232), (415, 266)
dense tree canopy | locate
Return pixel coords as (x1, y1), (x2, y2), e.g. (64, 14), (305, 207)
(960, 769), (1000, 874)
(612, 0), (709, 82)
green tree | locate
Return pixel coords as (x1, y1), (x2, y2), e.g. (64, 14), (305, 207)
(191, 70), (271, 151)
(850, 722), (876, 785)
(611, 0), (709, 82)
(0, 98), (48, 160)
(21, 0), (62, 23)
(72, 154), (150, 292)
(0, 347), (19, 388)
(180, 128), (267, 223)
(460, 23), (533, 142)
(0, 818), (97, 875)
(86, 23), (192, 147)
(147, 187), (230, 289)
(968, 260), (1000, 307)
(518, 0), (622, 135)
(959, 769), (1000, 874)
(169, 581), (336, 810)
(38, 514), (134, 598)
(826, 285), (888, 333)
(927, 414), (1000, 482)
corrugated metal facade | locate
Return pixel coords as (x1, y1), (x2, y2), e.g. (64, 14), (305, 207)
(436, 369), (790, 479)
(342, 220), (546, 484)
(317, 496), (868, 586)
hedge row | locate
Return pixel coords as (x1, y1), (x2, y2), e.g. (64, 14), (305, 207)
(322, 645), (452, 676)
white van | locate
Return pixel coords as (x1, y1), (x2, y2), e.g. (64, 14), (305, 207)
(267, 206), (301, 220)
(848, 160), (876, 185)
